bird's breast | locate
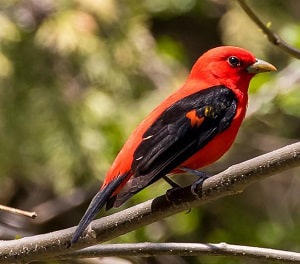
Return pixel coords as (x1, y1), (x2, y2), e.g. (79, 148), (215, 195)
(177, 96), (247, 170)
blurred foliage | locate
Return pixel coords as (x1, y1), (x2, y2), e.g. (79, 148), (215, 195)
(0, 0), (299, 263)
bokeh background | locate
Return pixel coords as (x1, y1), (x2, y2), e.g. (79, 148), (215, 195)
(0, 0), (300, 263)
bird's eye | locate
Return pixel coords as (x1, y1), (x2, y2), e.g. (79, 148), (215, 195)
(228, 56), (241, 68)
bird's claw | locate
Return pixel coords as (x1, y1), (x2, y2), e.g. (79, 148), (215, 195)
(191, 174), (210, 199)
(165, 186), (181, 202)
(180, 167), (211, 199)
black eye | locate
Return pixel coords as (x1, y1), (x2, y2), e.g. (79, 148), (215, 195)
(228, 56), (241, 68)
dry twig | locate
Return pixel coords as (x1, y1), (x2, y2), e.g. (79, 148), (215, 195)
(0, 205), (37, 219)
(237, 0), (300, 59)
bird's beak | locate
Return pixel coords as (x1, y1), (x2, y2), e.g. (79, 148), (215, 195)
(247, 59), (277, 74)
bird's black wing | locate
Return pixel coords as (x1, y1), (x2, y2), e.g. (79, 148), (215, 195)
(113, 85), (237, 207)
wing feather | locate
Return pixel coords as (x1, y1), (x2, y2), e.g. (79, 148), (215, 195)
(113, 86), (237, 207)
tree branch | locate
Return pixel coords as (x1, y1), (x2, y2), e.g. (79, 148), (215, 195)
(0, 142), (299, 263)
(0, 205), (37, 219)
(237, 0), (300, 59)
(59, 242), (300, 263)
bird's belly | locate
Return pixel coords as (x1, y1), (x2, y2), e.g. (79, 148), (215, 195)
(177, 115), (243, 171)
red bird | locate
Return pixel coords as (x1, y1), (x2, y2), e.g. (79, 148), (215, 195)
(71, 46), (276, 243)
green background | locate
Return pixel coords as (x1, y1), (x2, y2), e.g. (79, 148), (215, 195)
(0, 0), (299, 263)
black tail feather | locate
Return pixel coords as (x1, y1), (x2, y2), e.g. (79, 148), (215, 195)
(71, 175), (126, 244)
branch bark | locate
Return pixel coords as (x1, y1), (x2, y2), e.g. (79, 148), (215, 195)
(237, 0), (300, 59)
(0, 142), (299, 263)
(59, 242), (300, 263)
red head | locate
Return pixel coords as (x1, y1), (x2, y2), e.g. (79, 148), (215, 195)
(188, 46), (276, 93)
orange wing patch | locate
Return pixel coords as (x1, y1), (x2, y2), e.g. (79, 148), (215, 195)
(186, 109), (205, 127)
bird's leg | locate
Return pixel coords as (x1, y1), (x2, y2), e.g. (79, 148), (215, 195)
(163, 175), (183, 203)
(162, 175), (181, 188)
(180, 167), (211, 199)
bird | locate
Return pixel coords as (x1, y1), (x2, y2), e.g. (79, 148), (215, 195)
(71, 46), (276, 244)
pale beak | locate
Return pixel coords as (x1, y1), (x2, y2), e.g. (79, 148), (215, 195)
(247, 59), (277, 74)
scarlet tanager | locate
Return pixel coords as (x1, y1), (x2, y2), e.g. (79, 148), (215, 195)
(71, 46), (276, 244)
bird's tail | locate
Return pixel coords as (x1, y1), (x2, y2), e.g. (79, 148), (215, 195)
(71, 175), (126, 244)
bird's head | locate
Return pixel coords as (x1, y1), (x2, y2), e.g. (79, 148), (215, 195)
(189, 46), (276, 93)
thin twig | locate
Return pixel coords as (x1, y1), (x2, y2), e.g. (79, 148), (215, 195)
(0, 142), (299, 263)
(237, 0), (300, 59)
(0, 204), (37, 219)
(32, 185), (96, 224)
(59, 242), (300, 263)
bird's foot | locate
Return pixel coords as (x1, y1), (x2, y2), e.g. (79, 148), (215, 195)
(165, 186), (182, 203)
(181, 167), (211, 199)
(164, 176), (182, 202)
